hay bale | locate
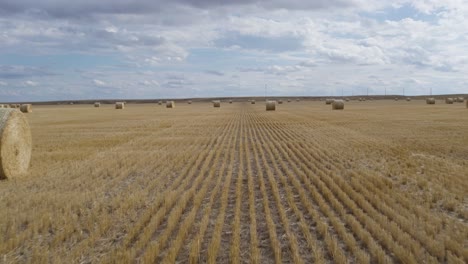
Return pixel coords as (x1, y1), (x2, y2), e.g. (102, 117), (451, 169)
(158, 101), (162, 105)
(94, 102), (100, 107)
(278, 100), (283, 104)
(332, 100), (344, 110)
(115, 102), (125, 109)
(187, 100), (192, 104)
(406, 98), (411, 101)
(445, 98), (454, 104)
(266, 101), (276, 111)
(0, 109), (32, 180)
(394, 98), (399, 101)
(229, 100), (233, 104)
(296, 99), (300, 102)
(20, 104), (32, 113)
(213, 100), (221, 107)
(426, 98), (435, 104)
(287, 99), (291, 102)
(166, 101), (175, 108)
(9, 104), (16, 108)
(0, 105), (3, 108)
(325, 99), (334, 105)
(251, 100), (256, 104)
(345, 98), (350, 102)
(457, 97), (464, 103)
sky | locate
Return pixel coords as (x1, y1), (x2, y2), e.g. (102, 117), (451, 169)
(0, 0), (467, 101)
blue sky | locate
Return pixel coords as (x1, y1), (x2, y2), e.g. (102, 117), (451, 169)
(0, 0), (467, 102)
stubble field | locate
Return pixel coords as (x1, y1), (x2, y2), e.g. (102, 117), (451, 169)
(0, 100), (467, 263)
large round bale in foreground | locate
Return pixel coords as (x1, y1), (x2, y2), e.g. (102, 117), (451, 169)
(266, 101), (276, 111)
(251, 100), (256, 104)
(94, 102), (100, 107)
(325, 99), (334, 105)
(332, 100), (344, 110)
(115, 102), (125, 109)
(426, 98), (435, 104)
(166, 101), (175, 108)
(445, 98), (454, 104)
(0, 109), (32, 180)
(20, 104), (32, 113)
(213, 100), (221, 107)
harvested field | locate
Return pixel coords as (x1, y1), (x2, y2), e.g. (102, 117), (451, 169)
(0, 100), (467, 263)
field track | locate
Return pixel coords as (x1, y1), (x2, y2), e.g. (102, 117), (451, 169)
(0, 100), (467, 263)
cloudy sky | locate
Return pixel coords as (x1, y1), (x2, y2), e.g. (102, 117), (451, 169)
(0, 0), (467, 101)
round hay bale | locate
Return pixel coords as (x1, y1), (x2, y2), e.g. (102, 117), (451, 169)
(229, 100), (233, 104)
(296, 99), (300, 102)
(115, 102), (125, 109)
(158, 101), (162, 105)
(251, 100), (256, 104)
(345, 98), (350, 102)
(187, 100), (192, 104)
(20, 104), (32, 113)
(287, 99), (291, 102)
(166, 101), (175, 108)
(445, 98), (454, 104)
(426, 98), (435, 104)
(457, 97), (464, 103)
(394, 98), (399, 101)
(325, 99), (334, 105)
(0, 109), (32, 180)
(9, 104), (16, 108)
(0, 105), (4, 108)
(94, 102), (100, 107)
(266, 101), (276, 111)
(213, 100), (221, 107)
(332, 100), (344, 110)
(406, 98), (411, 101)
(278, 100), (283, 104)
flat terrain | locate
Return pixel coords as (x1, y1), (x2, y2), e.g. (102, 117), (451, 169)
(1, 100), (467, 263)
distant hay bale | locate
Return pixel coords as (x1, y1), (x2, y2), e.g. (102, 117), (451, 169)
(445, 98), (454, 104)
(229, 100), (233, 104)
(115, 102), (125, 109)
(457, 97), (464, 103)
(332, 100), (344, 110)
(426, 98), (435, 104)
(9, 104), (16, 108)
(187, 100), (192, 104)
(158, 101), (162, 105)
(94, 102), (100, 107)
(213, 100), (221, 107)
(20, 104), (32, 113)
(251, 100), (256, 104)
(345, 98), (350, 102)
(325, 99), (334, 105)
(358, 98), (362, 102)
(394, 98), (399, 101)
(0, 105), (3, 108)
(266, 101), (276, 111)
(287, 99), (291, 102)
(0, 109), (32, 180)
(296, 99), (300, 102)
(278, 100), (283, 104)
(406, 98), (411, 101)
(166, 101), (175, 108)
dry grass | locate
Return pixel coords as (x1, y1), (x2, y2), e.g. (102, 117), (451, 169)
(0, 100), (467, 263)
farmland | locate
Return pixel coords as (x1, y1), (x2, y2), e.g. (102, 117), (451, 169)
(0, 100), (467, 263)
